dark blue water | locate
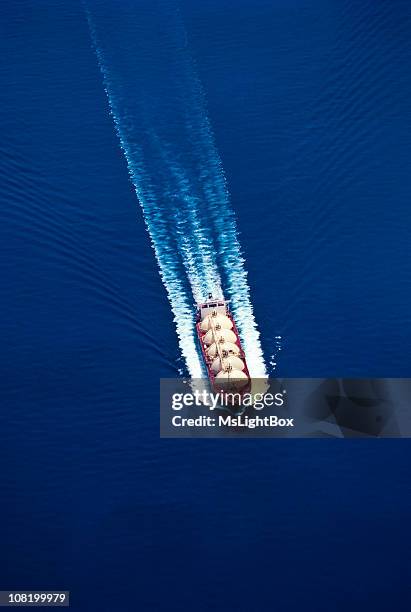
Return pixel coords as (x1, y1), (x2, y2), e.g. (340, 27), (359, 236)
(1, 0), (411, 610)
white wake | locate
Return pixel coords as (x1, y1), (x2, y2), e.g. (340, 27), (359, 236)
(85, 3), (267, 378)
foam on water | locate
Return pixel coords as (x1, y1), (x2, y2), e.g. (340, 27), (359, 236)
(85, 1), (267, 377)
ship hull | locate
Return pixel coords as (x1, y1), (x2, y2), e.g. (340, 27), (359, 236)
(195, 302), (251, 395)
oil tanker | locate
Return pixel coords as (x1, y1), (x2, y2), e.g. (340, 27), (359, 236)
(196, 294), (251, 391)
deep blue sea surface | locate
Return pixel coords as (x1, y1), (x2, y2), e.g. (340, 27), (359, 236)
(1, 1), (411, 610)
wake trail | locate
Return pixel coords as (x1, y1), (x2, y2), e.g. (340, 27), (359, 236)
(85, 0), (267, 377)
